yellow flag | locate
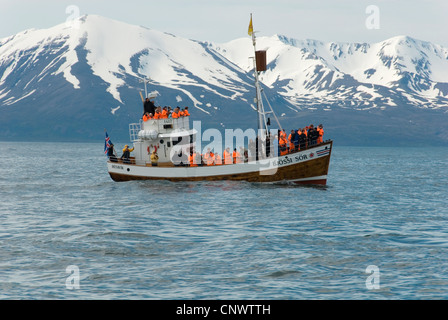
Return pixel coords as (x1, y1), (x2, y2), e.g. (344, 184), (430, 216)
(248, 15), (253, 36)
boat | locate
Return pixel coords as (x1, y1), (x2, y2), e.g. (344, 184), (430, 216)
(106, 16), (333, 185)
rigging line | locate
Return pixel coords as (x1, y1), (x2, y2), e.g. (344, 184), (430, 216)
(261, 88), (283, 131)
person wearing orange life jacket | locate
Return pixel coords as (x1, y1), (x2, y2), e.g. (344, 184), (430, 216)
(233, 148), (242, 164)
(183, 107), (190, 116)
(189, 150), (198, 167)
(223, 147), (232, 165)
(288, 129), (295, 152)
(279, 135), (288, 156)
(179, 109), (185, 117)
(202, 149), (210, 165)
(153, 107), (162, 120)
(280, 129), (287, 141)
(161, 107), (168, 119)
(172, 107), (180, 119)
(204, 148), (215, 166)
(214, 152), (222, 165)
(208, 153), (215, 166)
(142, 112), (150, 122)
(317, 124), (324, 144)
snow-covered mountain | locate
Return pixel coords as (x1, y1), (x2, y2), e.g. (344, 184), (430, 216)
(212, 34), (448, 111)
(0, 15), (447, 145)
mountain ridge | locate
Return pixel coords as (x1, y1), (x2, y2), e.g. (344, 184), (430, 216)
(0, 15), (447, 145)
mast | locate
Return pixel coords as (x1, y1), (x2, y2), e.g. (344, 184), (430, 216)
(249, 14), (265, 135)
(139, 77), (151, 98)
(249, 14), (284, 132)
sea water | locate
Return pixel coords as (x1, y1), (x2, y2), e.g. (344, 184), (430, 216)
(0, 142), (447, 300)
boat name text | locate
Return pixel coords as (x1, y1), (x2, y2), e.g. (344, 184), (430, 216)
(273, 154), (309, 167)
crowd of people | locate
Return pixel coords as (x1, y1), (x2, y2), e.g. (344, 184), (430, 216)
(186, 147), (245, 167)
(108, 118), (325, 166)
(278, 124), (324, 156)
(179, 124), (325, 167)
(143, 106), (190, 121)
(142, 97), (190, 121)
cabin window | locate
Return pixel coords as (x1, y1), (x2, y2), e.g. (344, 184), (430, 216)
(163, 124), (173, 129)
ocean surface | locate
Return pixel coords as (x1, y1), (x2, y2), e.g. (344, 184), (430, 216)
(0, 141), (447, 300)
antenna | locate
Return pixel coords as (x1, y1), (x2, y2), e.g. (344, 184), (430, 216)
(139, 77), (151, 98)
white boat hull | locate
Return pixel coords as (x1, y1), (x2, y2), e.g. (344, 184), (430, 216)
(108, 141), (333, 185)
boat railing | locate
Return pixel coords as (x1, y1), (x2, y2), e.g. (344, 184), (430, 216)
(107, 139), (332, 167)
(108, 156), (136, 165)
(143, 117), (190, 132)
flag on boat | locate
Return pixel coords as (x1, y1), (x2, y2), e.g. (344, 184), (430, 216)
(316, 148), (330, 157)
(248, 14), (253, 36)
(104, 131), (113, 155)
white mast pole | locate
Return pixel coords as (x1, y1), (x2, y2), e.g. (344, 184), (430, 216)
(140, 77), (151, 98)
(250, 14), (265, 135)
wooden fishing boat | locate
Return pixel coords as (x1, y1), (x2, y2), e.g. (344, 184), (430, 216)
(106, 16), (333, 185)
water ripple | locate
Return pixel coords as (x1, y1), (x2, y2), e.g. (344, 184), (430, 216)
(0, 143), (447, 299)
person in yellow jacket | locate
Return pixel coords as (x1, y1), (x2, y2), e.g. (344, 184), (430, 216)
(150, 150), (159, 166)
(121, 145), (134, 164)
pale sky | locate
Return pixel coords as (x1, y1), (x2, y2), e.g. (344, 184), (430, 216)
(1, 0), (448, 46)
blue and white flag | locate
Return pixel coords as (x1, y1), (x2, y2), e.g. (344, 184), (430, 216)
(104, 131), (112, 155)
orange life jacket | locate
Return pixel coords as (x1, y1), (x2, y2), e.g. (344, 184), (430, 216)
(189, 153), (198, 167)
(288, 133), (294, 150)
(223, 150), (232, 164)
(279, 137), (288, 155)
(184, 109), (190, 116)
(233, 151), (242, 164)
(317, 128), (324, 143)
(172, 112), (179, 119)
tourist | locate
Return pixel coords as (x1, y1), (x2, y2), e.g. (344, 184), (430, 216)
(107, 143), (117, 162)
(121, 145), (134, 164)
(317, 124), (324, 144)
(224, 147), (232, 165)
(143, 97), (155, 116)
(150, 150), (159, 166)
(233, 148), (242, 164)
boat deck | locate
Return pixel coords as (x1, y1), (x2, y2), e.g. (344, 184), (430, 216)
(109, 140), (333, 168)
